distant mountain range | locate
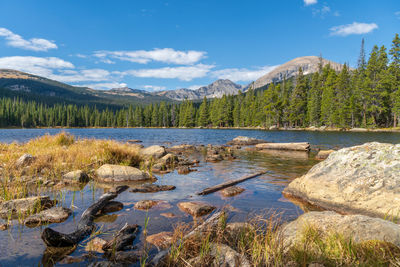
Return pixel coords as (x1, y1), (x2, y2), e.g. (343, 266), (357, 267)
(0, 56), (345, 106)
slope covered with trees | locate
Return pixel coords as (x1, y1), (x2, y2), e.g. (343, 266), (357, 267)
(1, 34), (399, 129)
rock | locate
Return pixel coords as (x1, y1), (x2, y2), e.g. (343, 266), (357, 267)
(130, 184), (176, 193)
(146, 231), (173, 248)
(160, 212), (177, 218)
(0, 196), (54, 218)
(256, 142), (310, 151)
(127, 139), (142, 143)
(99, 201), (123, 214)
(315, 149), (335, 160)
(62, 170), (89, 183)
(113, 251), (140, 263)
(225, 222), (253, 236)
(177, 166), (196, 174)
(189, 243), (250, 267)
(24, 206), (72, 226)
(158, 153), (177, 166)
(59, 256), (85, 264)
(227, 136), (265, 146)
(141, 145), (166, 159)
(281, 211), (400, 250)
(178, 201), (215, 217)
(167, 144), (196, 153)
(269, 125), (278, 130)
(0, 223), (8, 231)
(151, 163), (167, 173)
(95, 164), (153, 182)
(220, 186), (245, 197)
(134, 200), (160, 210)
(16, 153), (35, 167)
(349, 127), (368, 132)
(283, 142), (400, 218)
(85, 237), (107, 253)
(206, 154), (223, 162)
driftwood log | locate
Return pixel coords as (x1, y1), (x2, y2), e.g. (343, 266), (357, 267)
(103, 223), (139, 255)
(41, 185), (129, 247)
(150, 211), (225, 266)
(255, 142), (310, 151)
(196, 171), (267, 196)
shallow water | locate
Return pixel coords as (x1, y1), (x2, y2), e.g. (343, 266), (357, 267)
(0, 128), (399, 266)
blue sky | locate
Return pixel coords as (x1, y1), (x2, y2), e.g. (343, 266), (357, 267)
(0, 0), (398, 91)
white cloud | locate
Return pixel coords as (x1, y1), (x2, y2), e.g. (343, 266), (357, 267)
(211, 65), (278, 82)
(304, 0), (317, 6)
(119, 64), (214, 81)
(94, 48), (207, 65)
(78, 82), (127, 90)
(330, 22), (378, 36)
(313, 5), (331, 17)
(0, 56), (111, 83)
(0, 27), (57, 51)
(142, 85), (166, 91)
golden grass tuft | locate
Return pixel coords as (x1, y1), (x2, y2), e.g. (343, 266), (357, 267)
(0, 133), (142, 201)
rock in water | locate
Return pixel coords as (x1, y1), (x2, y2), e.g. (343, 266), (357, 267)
(315, 149), (335, 160)
(62, 170), (89, 183)
(85, 237), (107, 253)
(0, 196), (54, 218)
(283, 142), (400, 218)
(130, 184), (175, 193)
(281, 211), (400, 249)
(220, 186), (245, 197)
(134, 200), (160, 210)
(227, 136), (265, 146)
(146, 232), (173, 248)
(141, 145), (166, 159)
(24, 206), (72, 226)
(95, 164), (154, 182)
(178, 201), (215, 217)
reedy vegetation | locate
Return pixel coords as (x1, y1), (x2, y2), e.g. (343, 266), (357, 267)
(0, 34), (399, 129)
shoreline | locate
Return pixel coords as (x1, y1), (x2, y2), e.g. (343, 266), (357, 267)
(1, 126), (400, 133)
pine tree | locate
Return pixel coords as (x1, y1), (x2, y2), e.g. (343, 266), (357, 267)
(289, 67), (308, 127)
(198, 96), (209, 126)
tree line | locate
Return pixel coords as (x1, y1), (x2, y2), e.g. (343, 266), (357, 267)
(0, 34), (399, 129)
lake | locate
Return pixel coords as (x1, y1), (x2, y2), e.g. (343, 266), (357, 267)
(0, 128), (399, 266)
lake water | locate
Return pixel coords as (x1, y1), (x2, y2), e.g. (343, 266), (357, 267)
(0, 128), (399, 266)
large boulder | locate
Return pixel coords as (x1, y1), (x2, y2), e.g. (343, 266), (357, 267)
(281, 211), (400, 249)
(178, 201), (215, 217)
(62, 170), (89, 184)
(95, 164), (153, 182)
(24, 206), (72, 226)
(227, 136), (265, 146)
(141, 145), (166, 159)
(283, 142), (400, 218)
(0, 196), (54, 218)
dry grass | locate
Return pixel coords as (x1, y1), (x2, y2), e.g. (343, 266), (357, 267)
(0, 132), (142, 200)
(162, 212), (400, 267)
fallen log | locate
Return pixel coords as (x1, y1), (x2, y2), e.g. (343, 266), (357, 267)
(255, 142), (310, 151)
(41, 185), (129, 247)
(103, 223), (139, 255)
(196, 171), (267, 196)
(150, 211), (225, 266)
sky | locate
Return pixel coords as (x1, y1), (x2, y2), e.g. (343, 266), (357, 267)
(0, 0), (398, 91)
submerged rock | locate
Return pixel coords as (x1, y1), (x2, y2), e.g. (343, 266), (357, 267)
(315, 149), (335, 160)
(62, 170), (89, 184)
(134, 200), (160, 210)
(178, 201), (215, 217)
(141, 145), (166, 159)
(160, 212), (177, 218)
(177, 165), (196, 174)
(227, 136), (265, 146)
(16, 153), (35, 167)
(220, 186), (245, 197)
(95, 164), (153, 183)
(85, 237), (107, 253)
(130, 184), (176, 193)
(0, 195), (54, 218)
(283, 142), (400, 219)
(281, 211), (400, 249)
(146, 231), (173, 248)
(24, 206), (72, 226)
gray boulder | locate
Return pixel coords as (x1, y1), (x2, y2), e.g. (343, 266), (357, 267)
(141, 145), (166, 159)
(0, 195), (54, 218)
(283, 142), (400, 219)
(24, 206), (72, 226)
(227, 136), (265, 146)
(62, 170), (89, 183)
(281, 211), (400, 249)
(95, 164), (154, 182)
(16, 153), (35, 167)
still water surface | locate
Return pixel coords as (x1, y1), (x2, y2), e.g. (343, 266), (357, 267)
(0, 128), (398, 266)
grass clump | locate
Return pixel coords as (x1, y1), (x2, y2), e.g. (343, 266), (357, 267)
(0, 132), (143, 201)
(162, 213), (400, 267)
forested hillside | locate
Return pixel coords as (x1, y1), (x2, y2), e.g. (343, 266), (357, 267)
(1, 34), (399, 129)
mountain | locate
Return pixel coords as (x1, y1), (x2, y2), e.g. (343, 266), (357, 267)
(0, 69), (172, 106)
(156, 79), (243, 101)
(251, 56), (344, 90)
